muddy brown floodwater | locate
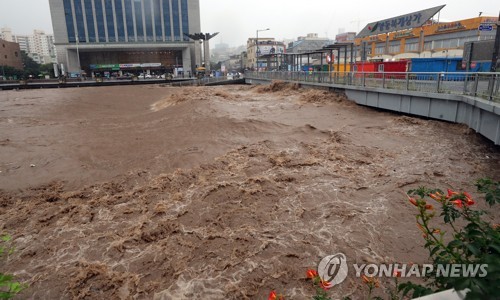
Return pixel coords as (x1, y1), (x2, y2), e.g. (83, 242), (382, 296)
(0, 83), (499, 299)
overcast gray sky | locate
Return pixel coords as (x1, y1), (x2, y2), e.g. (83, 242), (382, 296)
(0, 0), (497, 47)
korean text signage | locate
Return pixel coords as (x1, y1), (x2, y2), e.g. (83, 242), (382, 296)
(356, 5), (445, 38)
(478, 23), (494, 31)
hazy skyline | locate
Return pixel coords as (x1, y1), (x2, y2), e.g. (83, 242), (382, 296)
(0, 0), (497, 47)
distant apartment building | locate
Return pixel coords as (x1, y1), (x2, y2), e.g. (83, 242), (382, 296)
(335, 32), (356, 43)
(27, 30), (57, 64)
(0, 27), (57, 64)
(0, 38), (23, 71)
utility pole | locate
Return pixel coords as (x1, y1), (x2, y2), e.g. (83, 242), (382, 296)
(491, 11), (500, 72)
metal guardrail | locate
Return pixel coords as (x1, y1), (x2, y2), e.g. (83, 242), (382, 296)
(246, 71), (500, 102)
(170, 76), (239, 87)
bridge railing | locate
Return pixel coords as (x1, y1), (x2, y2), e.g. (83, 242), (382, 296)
(245, 71), (500, 102)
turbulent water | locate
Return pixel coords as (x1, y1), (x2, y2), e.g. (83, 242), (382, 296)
(0, 83), (499, 299)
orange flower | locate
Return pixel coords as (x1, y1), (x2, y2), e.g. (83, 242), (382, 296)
(320, 279), (332, 291)
(306, 269), (318, 279)
(433, 229), (441, 234)
(361, 274), (369, 284)
(463, 192), (475, 206)
(361, 274), (380, 288)
(425, 204), (434, 210)
(447, 189), (458, 198)
(429, 193), (439, 201)
(409, 197), (418, 206)
(417, 223), (426, 233)
(451, 199), (463, 208)
(268, 291), (277, 300)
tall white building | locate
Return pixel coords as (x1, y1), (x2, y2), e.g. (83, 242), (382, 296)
(0, 27), (57, 64)
(27, 30), (57, 64)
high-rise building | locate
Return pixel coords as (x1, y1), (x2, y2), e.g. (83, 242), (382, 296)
(0, 27), (58, 64)
(27, 30), (57, 64)
(48, 0), (201, 76)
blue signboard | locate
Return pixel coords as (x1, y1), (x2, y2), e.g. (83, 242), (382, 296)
(478, 24), (493, 31)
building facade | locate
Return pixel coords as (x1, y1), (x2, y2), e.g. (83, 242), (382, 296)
(27, 30), (57, 64)
(354, 16), (498, 61)
(1, 28), (58, 64)
(0, 39), (23, 71)
(48, 0), (201, 76)
(246, 37), (285, 70)
(287, 33), (331, 54)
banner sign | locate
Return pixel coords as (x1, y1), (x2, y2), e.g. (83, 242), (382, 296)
(356, 5), (445, 38)
(90, 63), (162, 69)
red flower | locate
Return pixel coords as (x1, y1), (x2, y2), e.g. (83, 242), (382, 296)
(393, 270), (402, 277)
(463, 192), (475, 206)
(268, 291), (277, 300)
(409, 197), (418, 206)
(451, 199), (463, 208)
(425, 204), (434, 210)
(306, 269), (318, 279)
(320, 279), (332, 290)
(447, 189), (458, 198)
(269, 290), (284, 300)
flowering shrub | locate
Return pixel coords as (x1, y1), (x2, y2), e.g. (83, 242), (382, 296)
(306, 269), (332, 300)
(401, 179), (500, 299)
(268, 290), (285, 300)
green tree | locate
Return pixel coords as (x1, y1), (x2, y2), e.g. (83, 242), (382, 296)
(0, 65), (23, 80)
(39, 63), (55, 78)
(20, 51), (40, 78)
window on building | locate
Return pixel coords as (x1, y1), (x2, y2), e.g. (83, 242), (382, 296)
(63, 0), (76, 43)
(134, 0), (144, 42)
(105, 0), (116, 42)
(181, 0), (189, 41)
(375, 46), (384, 54)
(162, 0), (171, 41)
(172, 0), (180, 41)
(84, 0), (96, 42)
(124, 0), (135, 42)
(73, 0), (86, 42)
(94, 0), (106, 42)
(388, 44), (399, 53)
(424, 41), (432, 51)
(153, 0), (163, 42)
(143, 0), (154, 42)
(115, 0), (125, 42)
(15, 52), (18, 57)
(405, 42), (418, 52)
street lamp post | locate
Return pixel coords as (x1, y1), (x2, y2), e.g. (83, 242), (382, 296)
(76, 36), (81, 78)
(256, 28), (270, 71)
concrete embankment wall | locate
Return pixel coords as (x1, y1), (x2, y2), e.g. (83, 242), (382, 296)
(246, 78), (500, 145)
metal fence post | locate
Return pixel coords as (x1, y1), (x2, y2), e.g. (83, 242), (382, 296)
(437, 73), (442, 93)
(405, 73), (410, 90)
(473, 73), (479, 97)
(382, 72), (386, 88)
